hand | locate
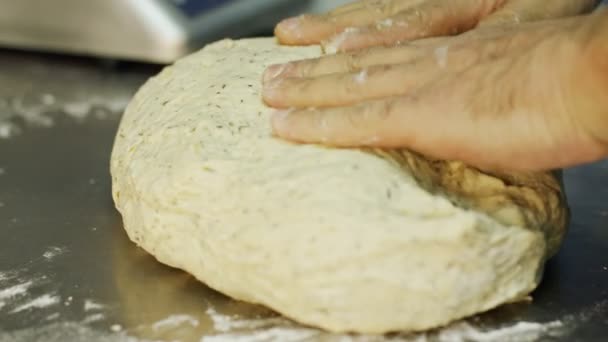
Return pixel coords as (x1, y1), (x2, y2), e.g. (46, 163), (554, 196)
(263, 10), (608, 171)
(275, 0), (599, 53)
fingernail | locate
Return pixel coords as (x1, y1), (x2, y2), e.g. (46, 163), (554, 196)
(263, 77), (285, 95)
(263, 63), (290, 83)
(277, 17), (302, 35)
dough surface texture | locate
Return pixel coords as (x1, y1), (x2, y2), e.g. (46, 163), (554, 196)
(111, 38), (568, 333)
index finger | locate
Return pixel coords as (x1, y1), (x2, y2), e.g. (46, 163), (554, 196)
(274, 0), (421, 45)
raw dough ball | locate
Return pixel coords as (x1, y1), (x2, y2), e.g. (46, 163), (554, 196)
(110, 38), (567, 333)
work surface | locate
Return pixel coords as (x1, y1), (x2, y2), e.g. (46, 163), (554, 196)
(0, 48), (607, 342)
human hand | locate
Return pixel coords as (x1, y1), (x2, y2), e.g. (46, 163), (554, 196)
(263, 10), (608, 171)
(275, 0), (599, 53)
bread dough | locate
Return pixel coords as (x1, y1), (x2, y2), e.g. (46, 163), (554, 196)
(110, 38), (568, 333)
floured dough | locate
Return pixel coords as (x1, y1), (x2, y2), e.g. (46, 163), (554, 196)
(110, 38), (567, 333)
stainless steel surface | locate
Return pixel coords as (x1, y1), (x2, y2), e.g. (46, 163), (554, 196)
(0, 0), (311, 63)
(0, 49), (607, 341)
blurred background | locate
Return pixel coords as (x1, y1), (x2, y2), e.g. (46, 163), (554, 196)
(0, 0), (351, 63)
(1, 1), (608, 341)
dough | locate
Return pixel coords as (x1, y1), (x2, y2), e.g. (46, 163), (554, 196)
(110, 38), (568, 333)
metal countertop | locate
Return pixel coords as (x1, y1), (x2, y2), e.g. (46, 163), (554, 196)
(0, 48), (607, 342)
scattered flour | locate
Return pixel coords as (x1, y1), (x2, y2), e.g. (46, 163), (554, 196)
(376, 18), (394, 30)
(2, 300), (603, 341)
(0, 281), (34, 306)
(84, 299), (105, 311)
(0, 322), (138, 342)
(10, 294), (60, 313)
(152, 314), (199, 331)
(40, 94), (56, 106)
(82, 313), (106, 324)
(202, 306), (567, 342)
(202, 327), (318, 342)
(324, 27), (361, 54)
(0, 167), (5, 175)
(353, 69), (368, 85)
(42, 246), (66, 261)
(0, 271), (14, 283)
(0, 94), (130, 140)
(434, 46), (449, 68)
(45, 312), (61, 321)
(435, 321), (565, 342)
(0, 122), (20, 139)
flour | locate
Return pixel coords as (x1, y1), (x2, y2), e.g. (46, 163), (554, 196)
(84, 299), (105, 311)
(82, 313), (106, 324)
(0, 266), (58, 317)
(435, 321), (565, 342)
(0, 122), (19, 139)
(206, 308), (290, 333)
(0, 93), (130, 140)
(42, 246), (66, 261)
(203, 308), (318, 342)
(63, 296), (73, 306)
(45, 312), (61, 321)
(0, 323), (137, 342)
(434, 46), (449, 68)
(0, 281), (34, 308)
(202, 327), (318, 342)
(324, 27), (360, 54)
(10, 294), (60, 313)
(376, 18), (394, 30)
(151, 314), (199, 331)
(563, 299), (608, 324)
(203, 306), (566, 342)
(354, 69), (368, 84)
(0, 271), (16, 283)
(0, 297), (596, 342)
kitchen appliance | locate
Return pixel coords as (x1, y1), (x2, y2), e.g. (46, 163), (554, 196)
(0, 0), (313, 63)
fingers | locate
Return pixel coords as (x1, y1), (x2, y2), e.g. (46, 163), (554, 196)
(478, 0), (598, 27)
(263, 43), (485, 108)
(271, 97), (410, 147)
(275, 0), (419, 45)
(262, 44), (426, 83)
(263, 63), (425, 108)
(321, 0), (500, 53)
(269, 73), (527, 171)
(265, 31), (536, 108)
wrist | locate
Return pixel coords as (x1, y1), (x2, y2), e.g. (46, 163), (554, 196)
(569, 10), (608, 147)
